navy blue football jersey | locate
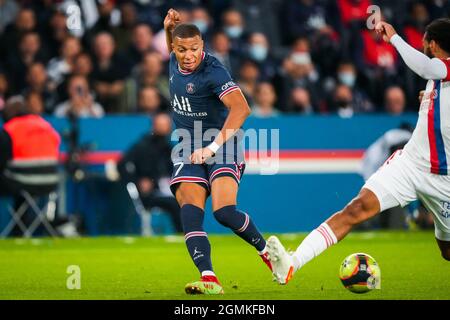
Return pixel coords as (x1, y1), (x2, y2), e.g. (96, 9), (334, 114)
(169, 51), (243, 163)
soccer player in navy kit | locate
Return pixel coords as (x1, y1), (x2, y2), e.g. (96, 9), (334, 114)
(164, 9), (272, 294)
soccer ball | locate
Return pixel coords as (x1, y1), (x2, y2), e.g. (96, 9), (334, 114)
(339, 253), (381, 294)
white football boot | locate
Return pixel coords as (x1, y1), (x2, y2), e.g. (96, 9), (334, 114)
(267, 235), (295, 285)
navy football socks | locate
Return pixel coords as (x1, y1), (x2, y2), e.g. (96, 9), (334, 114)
(213, 205), (266, 252)
(181, 204), (213, 274)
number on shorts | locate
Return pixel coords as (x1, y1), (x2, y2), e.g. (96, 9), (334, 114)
(174, 162), (184, 177)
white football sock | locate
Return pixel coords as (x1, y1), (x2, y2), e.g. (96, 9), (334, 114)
(201, 270), (216, 277)
(292, 223), (338, 272)
(258, 244), (268, 255)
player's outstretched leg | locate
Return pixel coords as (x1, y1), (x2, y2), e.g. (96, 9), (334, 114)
(176, 183), (224, 295)
(211, 177), (273, 272)
(268, 188), (381, 284)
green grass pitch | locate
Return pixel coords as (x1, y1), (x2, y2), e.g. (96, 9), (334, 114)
(0, 231), (449, 300)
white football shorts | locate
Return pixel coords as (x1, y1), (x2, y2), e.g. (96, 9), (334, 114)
(363, 149), (450, 241)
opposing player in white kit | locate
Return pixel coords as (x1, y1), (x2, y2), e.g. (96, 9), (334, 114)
(267, 18), (450, 285)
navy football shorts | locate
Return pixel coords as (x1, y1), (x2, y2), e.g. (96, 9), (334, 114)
(170, 162), (246, 195)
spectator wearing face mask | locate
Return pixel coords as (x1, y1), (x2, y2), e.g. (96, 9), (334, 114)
(288, 87), (315, 115)
(282, 0), (340, 76)
(191, 6), (213, 45)
(336, 61), (373, 113)
(246, 32), (279, 82)
(221, 9), (247, 55)
(330, 84), (355, 118)
(275, 37), (322, 112)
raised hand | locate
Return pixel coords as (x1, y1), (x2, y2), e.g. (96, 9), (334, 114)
(164, 8), (181, 32)
(375, 21), (398, 43)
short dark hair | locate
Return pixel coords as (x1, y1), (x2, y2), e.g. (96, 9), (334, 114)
(172, 23), (201, 39)
(425, 18), (450, 54)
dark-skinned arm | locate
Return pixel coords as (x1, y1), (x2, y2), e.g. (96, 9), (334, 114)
(163, 9), (181, 55)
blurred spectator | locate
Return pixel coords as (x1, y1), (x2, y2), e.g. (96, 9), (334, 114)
(237, 59), (260, 107)
(6, 31), (47, 94)
(358, 28), (398, 71)
(288, 87), (314, 114)
(23, 62), (56, 113)
(132, 0), (166, 32)
(355, 27), (399, 107)
(283, 0), (340, 77)
(331, 0), (372, 60)
(73, 52), (94, 78)
(337, 0), (372, 28)
(252, 82), (280, 117)
(221, 9), (246, 54)
(210, 30), (240, 77)
(0, 7), (36, 60)
(112, 1), (138, 51)
(336, 61), (374, 113)
(0, 0), (19, 35)
(42, 9), (71, 59)
(139, 51), (168, 99)
(89, 0), (120, 36)
(54, 75), (104, 118)
(118, 112), (182, 233)
(283, 0), (337, 43)
(126, 23), (155, 68)
(128, 51), (169, 110)
(372, 0), (410, 29)
(137, 86), (167, 115)
(191, 6), (213, 43)
(427, 0), (450, 21)
(331, 84), (355, 118)
(233, 0), (282, 47)
(275, 37), (322, 112)
(47, 36), (82, 88)
(56, 52), (94, 105)
(384, 86), (406, 115)
(91, 32), (129, 113)
(246, 32), (278, 81)
(25, 91), (44, 115)
(404, 1), (430, 51)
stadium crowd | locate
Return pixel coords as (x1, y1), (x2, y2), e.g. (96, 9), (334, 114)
(0, 0), (449, 119)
